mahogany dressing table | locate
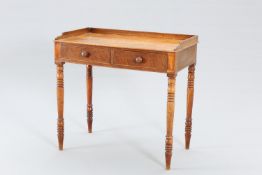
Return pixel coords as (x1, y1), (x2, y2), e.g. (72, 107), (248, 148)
(54, 27), (198, 170)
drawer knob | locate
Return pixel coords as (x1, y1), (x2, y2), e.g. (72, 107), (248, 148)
(81, 51), (90, 57)
(135, 56), (143, 63)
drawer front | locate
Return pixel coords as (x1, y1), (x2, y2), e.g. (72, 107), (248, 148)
(113, 49), (167, 72)
(60, 43), (111, 64)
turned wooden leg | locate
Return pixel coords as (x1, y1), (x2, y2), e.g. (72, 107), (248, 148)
(165, 73), (176, 170)
(56, 63), (64, 150)
(185, 64), (195, 149)
(86, 65), (93, 133)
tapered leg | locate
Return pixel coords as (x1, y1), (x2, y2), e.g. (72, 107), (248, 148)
(86, 65), (93, 133)
(56, 63), (64, 150)
(185, 64), (195, 149)
(165, 73), (176, 170)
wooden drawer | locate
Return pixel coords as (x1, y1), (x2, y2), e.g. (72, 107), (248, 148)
(60, 43), (111, 64)
(112, 49), (167, 72)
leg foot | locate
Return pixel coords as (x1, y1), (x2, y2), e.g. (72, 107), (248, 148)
(165, 136), (173, 170)
(87, 106), (93, 133)
(58, 118), (64, 150)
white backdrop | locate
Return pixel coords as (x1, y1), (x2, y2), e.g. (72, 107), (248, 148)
(0, 0), (262, 175)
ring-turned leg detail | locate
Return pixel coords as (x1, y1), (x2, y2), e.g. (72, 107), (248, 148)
(185, 64), (195, 149)
(165, 73), (176, 170)
(87, 65), (93, 133)
(56, 63), (64, 150)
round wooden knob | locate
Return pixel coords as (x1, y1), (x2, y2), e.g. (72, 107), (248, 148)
(81, 51), (90, 57)
(135, 56), (143, 63)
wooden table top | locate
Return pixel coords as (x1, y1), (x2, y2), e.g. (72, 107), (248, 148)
(55, 28), (198, 52)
